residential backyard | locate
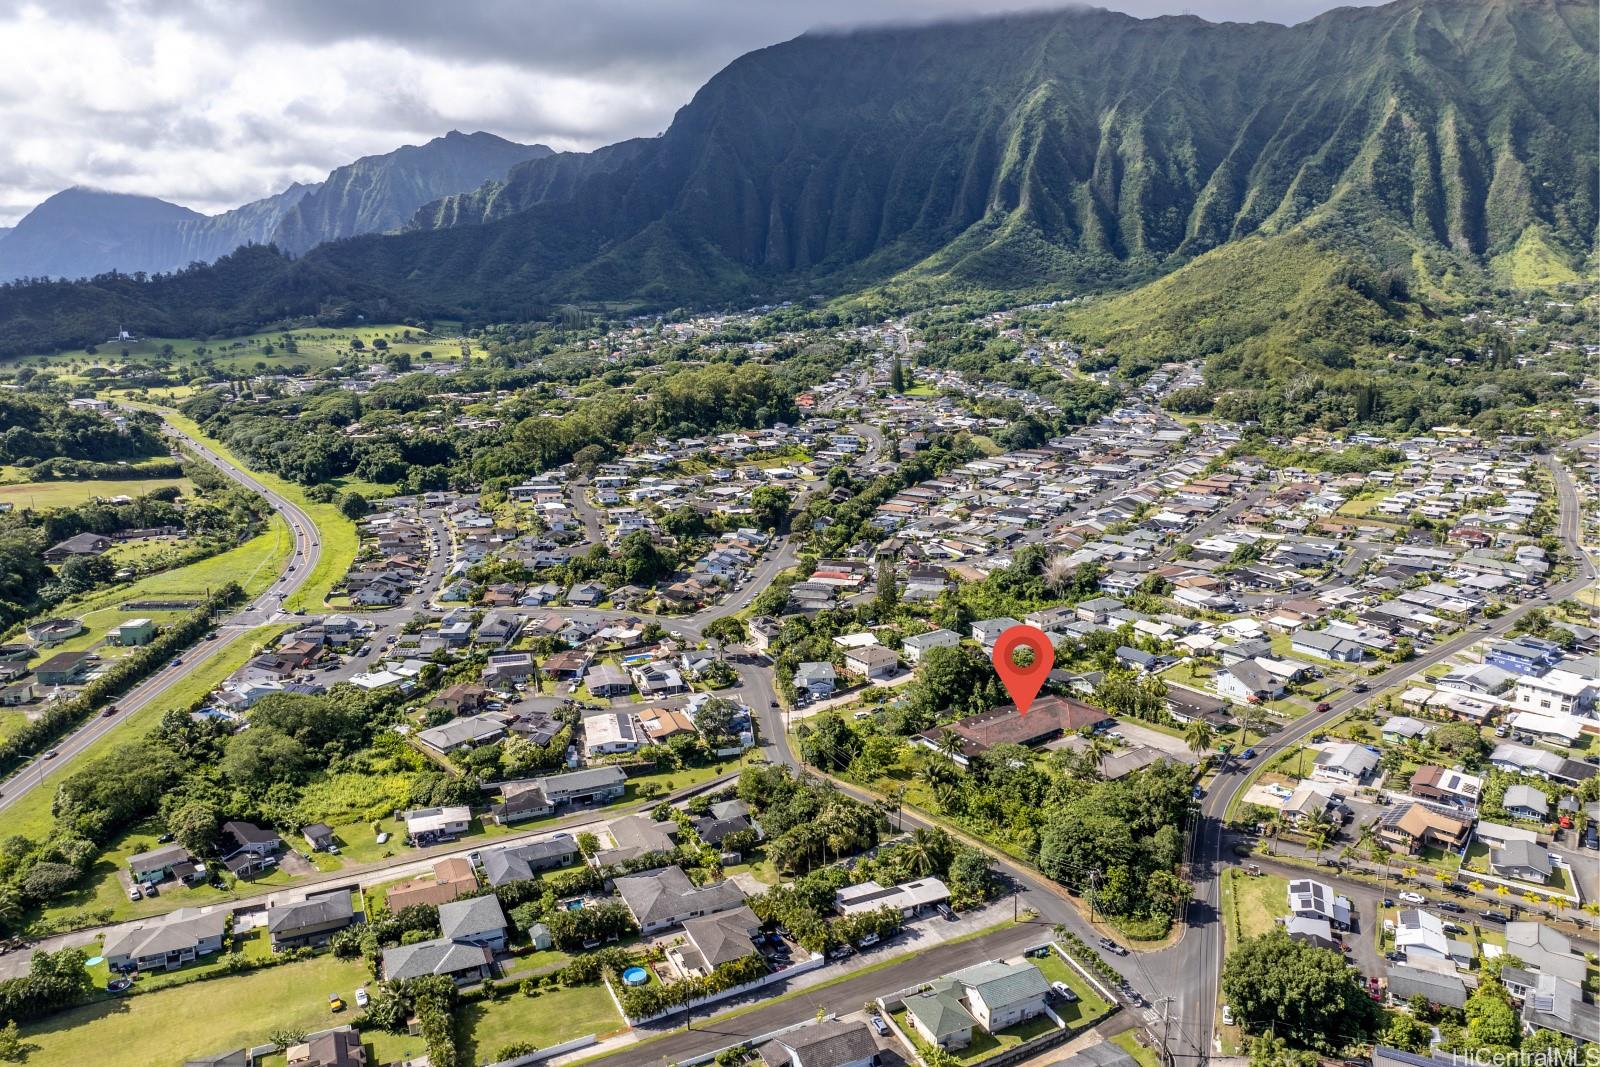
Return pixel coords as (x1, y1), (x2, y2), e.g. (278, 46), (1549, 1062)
(1221, 868), (1289, 949)
(19, 953), (377, 1067)
(454, 982), (624, 1064)
(1029, 950), (1114, 1027)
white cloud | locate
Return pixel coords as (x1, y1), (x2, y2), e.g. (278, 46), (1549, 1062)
(0, 0), (1375, 224)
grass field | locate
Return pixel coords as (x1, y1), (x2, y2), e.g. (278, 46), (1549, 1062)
(1113, 1031), (1163, 1067)
(9, 516), (293, 670)
(1221, 868), (1290, 948)
(20, 953), (383, 1067)
(6, 323), (490, 377)
(456, 983), (625, 1063)
(154, 410), (357, 611)
(0, 477), (190, 511)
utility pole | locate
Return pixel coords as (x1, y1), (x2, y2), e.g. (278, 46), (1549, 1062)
(1158, 995), (1177, 1067)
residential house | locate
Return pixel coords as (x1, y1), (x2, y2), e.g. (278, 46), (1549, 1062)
(1409, 766), (1482, 808)
(1504, 921), (1587, 983)
(44, 532), (111, 561)
(402, 805), (472, 845)
(843, 645), (898, 680)
(834, 878), (949, 919)
(1489, 839), (1553, 883)
(584, 711), (644, 757)
(668, 905), (764, 978)
(1216, 660), (1283, 704)
(1376, 802), (1472, 855)
(381, 937), (494, 984)
(1291, 628), (1367, 663)
(947, 960), (1050, 1032)
(1501, 784), (1550, 821)
(756, 1019), (879, 1067)
(902, 629), (960, 664)
(614, 865), (746, 934)
(1311, 743), (1380, 786)
(438, 895), (508, 952)
(128, 844), (204, 887)
(794, 662), (837, 701)
(284, 1029), (366, 1067)
(639, 706), (697, 743)
(1287, 877), (1352, 930)
(387, 857), (479, 911)
(584, 663), (632, 698)
(218, 821), (283, 878)
(480, 837), (581, 887)
(267, 893), (358, 950)
(102, 907), (228, 973)
(970, 618), (1022, 648)
(1519, 972), (1598, 1044)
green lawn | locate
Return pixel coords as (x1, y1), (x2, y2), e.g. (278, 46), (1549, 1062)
(1113, 1031), (1163, 1067)
(456, 983), (624, 1064)
(1029, 951), (1113, 1027)
(20, 952), (377, 1067)
(31, 514), (293, 656)
(0, 477), (191, 511)
(1221, 868), (1290, 948)
(891, 1007), (1060, 1067)
(154, 410), (358, 611)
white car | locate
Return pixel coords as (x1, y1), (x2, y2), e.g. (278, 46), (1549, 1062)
(354, 987), (369, 1008)
(1398, 891), (1426, 905)
(1221, 1004), (1235, 1026)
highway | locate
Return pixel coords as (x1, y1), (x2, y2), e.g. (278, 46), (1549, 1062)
(0, 414), (320, 817)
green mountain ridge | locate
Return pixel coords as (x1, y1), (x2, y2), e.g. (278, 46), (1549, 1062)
(0, 132), (550, 283)
(0, 0), (1591, 355)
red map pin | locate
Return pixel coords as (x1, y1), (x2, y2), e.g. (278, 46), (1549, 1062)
(991, 624), (1055, 716)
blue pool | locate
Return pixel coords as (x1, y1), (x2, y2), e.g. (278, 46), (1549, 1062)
(564, 899), (585, 911)
(621, 967), (649, 986)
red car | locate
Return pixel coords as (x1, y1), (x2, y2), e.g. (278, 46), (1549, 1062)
(1315, 701), (1332, 713)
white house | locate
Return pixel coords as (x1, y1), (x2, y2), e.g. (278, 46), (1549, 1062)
(903, 628), (960, 664)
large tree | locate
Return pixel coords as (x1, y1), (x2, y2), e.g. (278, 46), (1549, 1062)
(1221, 930), (1377, 1051)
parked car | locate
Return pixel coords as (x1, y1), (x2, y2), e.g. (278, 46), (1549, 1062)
(1435, 901), (1464, 913)
(1481, 911), (1511, 924)
(1051, 981), (1079, 1002)
(355, 987), (369, 1008)
(328, 994), (345, 1012)
(870, 1015), (890, 1037)
(1099, 936), (1129, 956)
(1221, 1004), (1235, 1026)
(127, 886), (142, 902)
(1398, 891), (1425, 905)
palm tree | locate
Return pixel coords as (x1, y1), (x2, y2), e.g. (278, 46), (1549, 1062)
(1184, 719), (1215, 757)
(903, 832), (936, 877)
(937, 729), (964, 762)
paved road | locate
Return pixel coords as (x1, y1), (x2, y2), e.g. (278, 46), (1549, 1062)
(1166, 445), (1597, 1066)
(0, 414), (319, 815)
(585, 921), (1048, 1067)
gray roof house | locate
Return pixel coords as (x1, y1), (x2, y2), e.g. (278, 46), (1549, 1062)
(614, 865), (746, 933)
(758, 1019), (879, 1067)
(1385, 965), (1468, 1010)
(438, 895), (508, 951)
(480, 837), (580, 886)
(1500, 784), (1549, 820)
(102, 907), (228, 972)
(267, 893), (358, 950)
(1489, 839), (1553, 883)
(382, 937), (494, 984)
(1504, 921), (1587, 983)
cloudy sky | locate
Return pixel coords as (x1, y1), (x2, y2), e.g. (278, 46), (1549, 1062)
(0, 0), (1378, 225)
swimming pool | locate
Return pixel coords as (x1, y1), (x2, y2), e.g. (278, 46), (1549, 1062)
(621, 966), (649, 986)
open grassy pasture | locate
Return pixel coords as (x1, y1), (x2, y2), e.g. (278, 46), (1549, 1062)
(0, 476), (190, 511)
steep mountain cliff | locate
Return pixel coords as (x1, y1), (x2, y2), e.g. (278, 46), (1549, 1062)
(1, 0), (1592, 351)
(0, 132), (549, 281)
